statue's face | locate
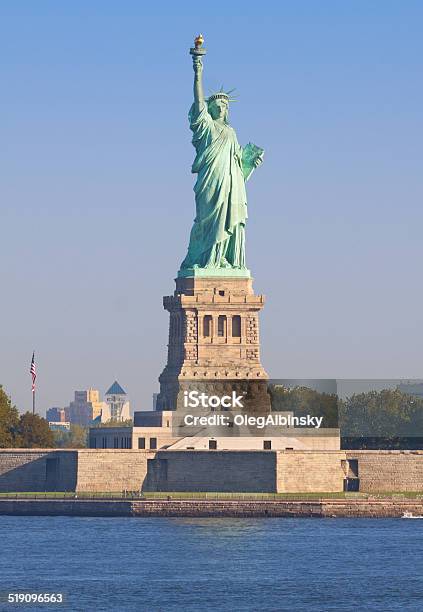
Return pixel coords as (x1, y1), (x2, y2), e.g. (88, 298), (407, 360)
(209, 98), (228, 121)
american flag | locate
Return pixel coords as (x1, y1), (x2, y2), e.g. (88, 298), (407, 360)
(30, 352), (36, 392)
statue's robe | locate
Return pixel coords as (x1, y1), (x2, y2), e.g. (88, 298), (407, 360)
(181, 103), (248, 269)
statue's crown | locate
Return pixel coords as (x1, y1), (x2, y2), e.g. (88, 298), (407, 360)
(207, 87), (236, 103)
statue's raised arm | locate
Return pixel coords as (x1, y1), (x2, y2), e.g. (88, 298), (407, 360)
(191, 35), (206, 113)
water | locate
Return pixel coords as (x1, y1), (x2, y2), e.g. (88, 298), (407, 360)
(1, 517), (423, 611)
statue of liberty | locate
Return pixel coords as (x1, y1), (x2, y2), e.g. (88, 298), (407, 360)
(179, 35), (264, 276)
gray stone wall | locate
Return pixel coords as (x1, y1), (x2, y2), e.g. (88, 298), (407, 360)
(0, 450), (77, 492)
(2, 498), (423, 518)
(144, 450), (277, 492)
(0, 449), (150, 493)
(2, 448), (423, 494)
(346, 450), (423, 492)
(276, 451), (347, 493)
(76, 450), (152, 492)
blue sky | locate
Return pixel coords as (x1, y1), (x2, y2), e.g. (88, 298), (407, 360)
(1, 1), (422, 414)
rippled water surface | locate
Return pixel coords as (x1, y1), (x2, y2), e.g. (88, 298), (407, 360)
(1, 516), (423, 611)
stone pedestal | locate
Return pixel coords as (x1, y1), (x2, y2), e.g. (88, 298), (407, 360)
(156, 276), (270, 412)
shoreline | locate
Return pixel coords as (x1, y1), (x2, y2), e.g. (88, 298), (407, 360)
(1, 498), (423, 518)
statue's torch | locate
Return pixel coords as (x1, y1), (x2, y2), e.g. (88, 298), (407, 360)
(190, 34), (206, 59)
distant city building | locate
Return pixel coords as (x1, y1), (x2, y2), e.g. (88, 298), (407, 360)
(104, 381), (131, 421)
(67, 388), (107, 427)
(48, 421), (71, 432)
(46, 407), (67, 423)
(58, 384), (130, 427)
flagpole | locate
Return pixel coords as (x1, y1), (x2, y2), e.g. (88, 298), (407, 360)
(30, 351), (36, 415)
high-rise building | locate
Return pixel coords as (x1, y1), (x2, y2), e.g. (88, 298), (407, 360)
(67, 388), (107, 426)
(46, 407), (67, 423)
(104, 381), (131, 421)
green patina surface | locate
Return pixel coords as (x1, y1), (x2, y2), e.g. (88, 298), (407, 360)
(179, 37), (264, 279)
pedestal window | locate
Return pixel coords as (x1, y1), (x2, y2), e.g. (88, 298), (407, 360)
(203, 315), (212, 337)
(232, 315), (241, 337)
(218, 315), (227, 337)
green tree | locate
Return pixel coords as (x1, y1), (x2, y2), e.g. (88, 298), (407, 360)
(18, 412), (55, 448)
(269, 385), (339, 427)
(339, 389), (423, 448)
(0, 386), (20, 448)
(91, 419), (133, 428)
(54, 424), (88, 448)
